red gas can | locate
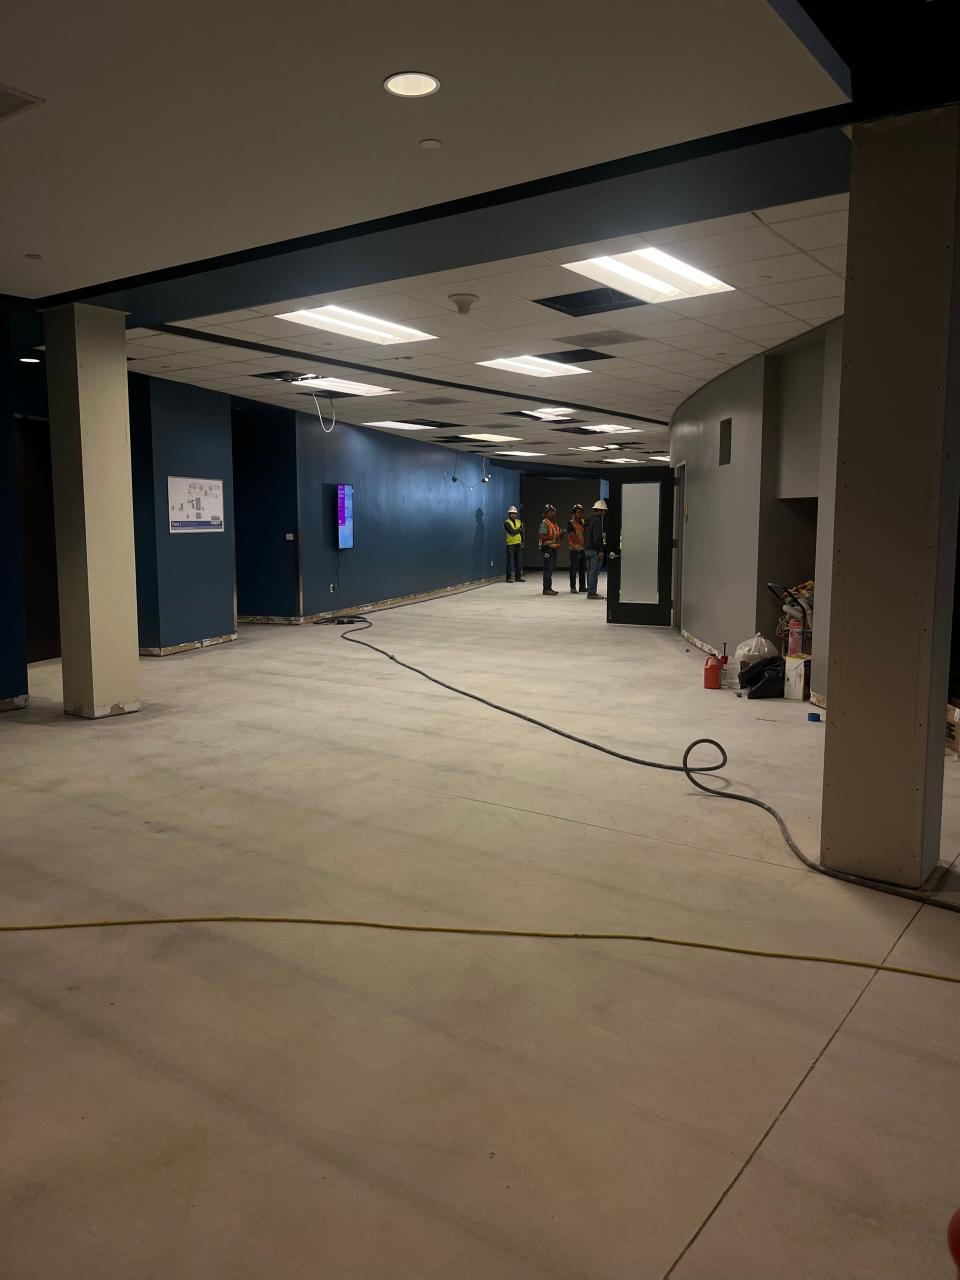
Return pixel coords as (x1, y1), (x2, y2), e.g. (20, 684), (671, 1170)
(704, 654), (723, 690)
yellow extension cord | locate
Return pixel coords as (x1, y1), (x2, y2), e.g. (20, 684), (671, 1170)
(1, 914), (958, 986)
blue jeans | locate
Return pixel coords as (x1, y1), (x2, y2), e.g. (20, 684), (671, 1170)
(541, 547), (558, 591)
(585, 549), (602, 595)
(505, 544), (523, 581)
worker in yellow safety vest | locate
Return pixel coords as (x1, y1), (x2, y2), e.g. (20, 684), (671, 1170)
(538, 504), (562, 596)
(503, 506), (524, 583)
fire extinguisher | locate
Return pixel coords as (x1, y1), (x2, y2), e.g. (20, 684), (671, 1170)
(704, 653), (723, 690)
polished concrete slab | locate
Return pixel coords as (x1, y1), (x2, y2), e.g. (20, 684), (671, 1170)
(2, 582), (959, 1278)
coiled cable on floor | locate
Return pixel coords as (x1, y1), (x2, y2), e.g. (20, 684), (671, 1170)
(322, 610), (960, 916)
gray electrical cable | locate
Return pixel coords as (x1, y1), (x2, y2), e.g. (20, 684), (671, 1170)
(319, 604), (960, 916)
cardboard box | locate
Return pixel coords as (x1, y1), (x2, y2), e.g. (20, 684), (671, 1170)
(784, 655), (811, 701)
(946, 701), (960, 753)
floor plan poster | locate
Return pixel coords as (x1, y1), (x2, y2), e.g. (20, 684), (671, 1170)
(168, 476), (224, 533)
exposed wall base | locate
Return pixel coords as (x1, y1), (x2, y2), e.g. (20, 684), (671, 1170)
(240, 577), (500, 626)
(140, 631), (238, 657)
(0, 694), (29, 712)
(680, 627), (720, 657)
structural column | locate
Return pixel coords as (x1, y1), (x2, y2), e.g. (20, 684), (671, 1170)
(821, 108), (960, 886)
(44, 304), (140, 718)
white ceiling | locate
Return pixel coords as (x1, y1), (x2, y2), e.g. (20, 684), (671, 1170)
(124, 195), (848, 469)
(0, 0), (847, 296)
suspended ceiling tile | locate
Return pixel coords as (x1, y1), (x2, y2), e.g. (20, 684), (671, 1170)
(715, 306), (795, 331)
(735, 320), (811, 344)
(460, 254), (554, 279)
(754, 193), (849, 223)
(479, 265), (598, 301)
(637, 213), (761, 246)
(715, 253), (831, 288)
(746, 275), (844, 306)
(810, 245), (847, 273)
(779, 297), (846, 321)
(664, 290), (774, 318)
(771, 210), (849, 250)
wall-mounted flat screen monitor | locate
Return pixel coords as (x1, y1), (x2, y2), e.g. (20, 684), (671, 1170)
(337, 483), (354, 549)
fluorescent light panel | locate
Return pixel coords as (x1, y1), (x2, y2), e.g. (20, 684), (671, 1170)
(609, 457), (643, 463)
(277, 305), (436, 345)
(293, 375), (393, 397)
(581, 424), (640, 434)
(563, 247), (734, 304)
(520, 406), (575, 420)
(364, 420), (433, 430)
(494, 450), (544, 457)
(477, 355), (589, 378)
(460, 433), (521, 442)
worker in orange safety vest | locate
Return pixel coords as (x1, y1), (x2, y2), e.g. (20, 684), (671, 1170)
(566, 503), (586, 593)
(538, 504), (562, 596)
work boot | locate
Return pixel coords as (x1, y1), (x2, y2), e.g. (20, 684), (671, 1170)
(543, 588), (559, 596)
(586, 593), (604, 600)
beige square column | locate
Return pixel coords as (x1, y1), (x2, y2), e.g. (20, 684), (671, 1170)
(821, 108), (960, 886)
(44, 304), (141, 719)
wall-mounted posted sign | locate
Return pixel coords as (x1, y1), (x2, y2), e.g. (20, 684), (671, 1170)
(168, 476), (224, 533)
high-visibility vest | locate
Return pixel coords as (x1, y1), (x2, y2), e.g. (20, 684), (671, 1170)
(504, 518), (522, 545)
(539, 518), (561, 548)
(568, 517), (585, 550)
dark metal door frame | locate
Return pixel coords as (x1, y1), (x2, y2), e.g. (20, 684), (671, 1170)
(606, 472), (675, 626)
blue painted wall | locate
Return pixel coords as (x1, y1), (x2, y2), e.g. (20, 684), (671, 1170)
(233, 404), (300, 617)
(130, 376), (235, 649)
(0, 315), (28, 705)
(295, 416), (519, 614)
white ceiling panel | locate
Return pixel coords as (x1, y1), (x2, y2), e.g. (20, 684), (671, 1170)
(746, 274), (845, 305)
(779, 297), (846, 321)
(636, 213), (761, 245)
(810, 245), (847, 273)
(155, 196), (848, 466)
(714, 253), (832, 288)
(648, 225), (788, 269)
(771, 210), (849, 250)
(754, 193), (849, 224)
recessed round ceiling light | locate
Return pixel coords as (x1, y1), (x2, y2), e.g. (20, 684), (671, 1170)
(419, 137), (443, 149)
(384, 72), (439, 98)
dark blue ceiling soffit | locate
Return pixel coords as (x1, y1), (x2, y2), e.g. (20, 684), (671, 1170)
(35, 114), (852, 329)
(765, 1), (851, 97)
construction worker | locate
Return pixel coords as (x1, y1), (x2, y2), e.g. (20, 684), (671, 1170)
(503, 506), (524, 582)
(583, 498), (608, 599)
(567, 503), (586, 593)
(538, 504), (562, 596)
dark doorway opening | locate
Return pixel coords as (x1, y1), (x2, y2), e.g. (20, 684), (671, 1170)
(15, 418), (60, 662)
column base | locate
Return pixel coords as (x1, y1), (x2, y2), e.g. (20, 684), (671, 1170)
(0, 694), (28, 712)
(65, 700), (142, 719)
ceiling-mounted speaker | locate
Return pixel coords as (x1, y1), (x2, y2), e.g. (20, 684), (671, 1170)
(449, 292), (480, 316)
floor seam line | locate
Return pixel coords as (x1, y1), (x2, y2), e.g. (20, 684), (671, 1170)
(659, 902), (925, 1279)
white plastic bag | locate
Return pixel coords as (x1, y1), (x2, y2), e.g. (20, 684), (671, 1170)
(734, 633), (777, 666)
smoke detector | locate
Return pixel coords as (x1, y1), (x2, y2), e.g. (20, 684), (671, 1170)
(449, 292), (480, 315)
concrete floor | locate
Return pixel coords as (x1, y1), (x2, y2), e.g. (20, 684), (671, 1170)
(3, 581), (960, 1279)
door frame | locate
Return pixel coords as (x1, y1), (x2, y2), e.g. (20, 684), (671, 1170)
(606, 471), (675, 626)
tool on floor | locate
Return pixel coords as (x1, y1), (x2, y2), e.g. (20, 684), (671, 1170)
(315, 593), (959, 917)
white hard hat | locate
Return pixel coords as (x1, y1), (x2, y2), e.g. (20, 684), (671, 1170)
(507, 505), (519, 514)
(593, 498), (608, 511)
